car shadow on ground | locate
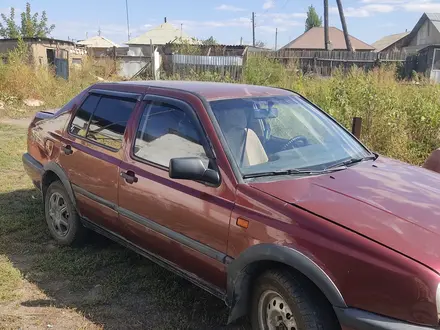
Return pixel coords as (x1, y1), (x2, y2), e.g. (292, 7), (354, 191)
(0, 188), (250, 330)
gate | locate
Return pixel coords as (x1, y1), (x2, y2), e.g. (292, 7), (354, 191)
(430, 48), (440, 83)
(55, 49), (69, 80)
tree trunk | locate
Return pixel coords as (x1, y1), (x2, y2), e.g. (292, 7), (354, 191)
(336, 0), (353, 51)
(324, 0), (329, 50)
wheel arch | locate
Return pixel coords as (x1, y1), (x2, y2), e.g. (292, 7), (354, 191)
(226, 243), (346, 323)
(42, 162), (76, 207)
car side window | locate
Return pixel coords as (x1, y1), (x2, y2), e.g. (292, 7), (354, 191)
(69, 94), (100, 137)
(134, 101), (208, 167)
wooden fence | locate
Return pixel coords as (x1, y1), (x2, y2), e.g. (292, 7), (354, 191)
(260, 50), (418, 76)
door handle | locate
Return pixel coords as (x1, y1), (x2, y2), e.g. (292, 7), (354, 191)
(120, 170), (138, 184)
(61, 144), (73, 155)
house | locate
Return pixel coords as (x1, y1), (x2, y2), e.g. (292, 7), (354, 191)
(403, 13), (440, 53)
(77, 35), (119, 57)
(127, 20), (196, 46)
(371, 32), (409, 52)
(0, 37), (86, 67)
(281, 27), (374, 52)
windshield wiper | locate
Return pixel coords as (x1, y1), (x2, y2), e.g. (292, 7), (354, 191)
(324, 155), (377, 170)
(243, 169), (323, 179)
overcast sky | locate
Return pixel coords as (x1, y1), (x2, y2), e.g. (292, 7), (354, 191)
(2, 0), (440, 48)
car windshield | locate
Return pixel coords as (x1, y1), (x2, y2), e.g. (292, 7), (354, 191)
(210, 94), (372, 177)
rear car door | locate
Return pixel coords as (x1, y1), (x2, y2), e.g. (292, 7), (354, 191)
(59, 90), (139, 234)
(118, 93), (236, 289)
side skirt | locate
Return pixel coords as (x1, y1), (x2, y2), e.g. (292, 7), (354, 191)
(81, 217), (227, 302)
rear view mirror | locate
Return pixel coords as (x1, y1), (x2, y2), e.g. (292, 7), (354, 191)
(169, 157), (220, 185)
(254, 107), (278, 119)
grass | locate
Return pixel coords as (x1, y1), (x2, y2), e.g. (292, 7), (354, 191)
(0, 123), (247, 329)
(0, 256), (21, 302)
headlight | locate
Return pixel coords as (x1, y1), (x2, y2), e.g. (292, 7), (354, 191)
(437, 283), (440, 321)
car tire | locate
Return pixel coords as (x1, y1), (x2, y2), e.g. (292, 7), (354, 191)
(251, 269), (340, 330)
(44, 181), (86, 246)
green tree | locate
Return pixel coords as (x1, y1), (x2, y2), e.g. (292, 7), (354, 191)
(305, 5), (322, 32)
(0, 3), (55, 38)
(201, 36), (218, 46)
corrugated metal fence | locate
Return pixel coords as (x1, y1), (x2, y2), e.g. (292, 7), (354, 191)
(162, 54), (244, 79)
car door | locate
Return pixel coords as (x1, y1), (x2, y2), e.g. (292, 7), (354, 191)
(59, 90), (139, 234)
(118, 93), (236, 289)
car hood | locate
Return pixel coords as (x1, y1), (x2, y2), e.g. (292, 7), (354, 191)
(249, 157), (440, 272)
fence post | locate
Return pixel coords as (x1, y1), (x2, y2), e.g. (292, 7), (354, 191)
(112, 46), (117, 74)
(150, 39), (156, 80)
(351, 117), (362, 139)
(67, 49), (70, 80)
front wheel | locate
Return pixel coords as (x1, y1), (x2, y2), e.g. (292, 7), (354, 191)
(251, 270), (340, 330)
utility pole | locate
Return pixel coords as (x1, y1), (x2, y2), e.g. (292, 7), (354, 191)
(252, 12), (256, 47)
(125, 0), (131, 41)
(324, 0), (330, 50)
(275, 28), (278, 50)
(336, 0), (353, 51)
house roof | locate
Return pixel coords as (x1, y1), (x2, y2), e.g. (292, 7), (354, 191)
(126, 22), (196, 45)
(281, 27), (374, 51)
(405, 13), (440, 46)
(371, 32), (409, 52)
(77, 36), (119, 48)
(0, 37), (75, 45)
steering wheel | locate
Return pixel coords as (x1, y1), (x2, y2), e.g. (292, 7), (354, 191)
(281, 135), (309, 151)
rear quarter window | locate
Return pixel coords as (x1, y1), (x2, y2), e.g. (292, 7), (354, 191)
(69, 94), (100, 137)
(86, 97), (136, 150)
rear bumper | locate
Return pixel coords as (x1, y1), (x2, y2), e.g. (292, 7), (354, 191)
(22, 153), (43, 190)
(335, 307), (438, 330)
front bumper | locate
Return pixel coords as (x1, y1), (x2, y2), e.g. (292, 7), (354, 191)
(335, 308), (438, 330)
(22, 153), (43, 190)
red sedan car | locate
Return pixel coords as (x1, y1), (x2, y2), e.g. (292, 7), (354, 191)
(23, 81), (440, 330)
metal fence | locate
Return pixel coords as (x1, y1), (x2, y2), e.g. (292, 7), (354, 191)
(162, 54), (244, 79)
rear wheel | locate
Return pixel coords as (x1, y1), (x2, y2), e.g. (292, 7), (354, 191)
(44, 181), (86, 245)
(251, 270), (340, 330)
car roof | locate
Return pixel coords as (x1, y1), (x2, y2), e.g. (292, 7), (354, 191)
(111, 80), (293, 101)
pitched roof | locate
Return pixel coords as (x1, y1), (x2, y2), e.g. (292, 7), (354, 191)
(126, 22), (196, 45)
(405, 13), (440, 46)
(77, 36), (119, 48)
(371, 32), (409, 52)
(281, 27), (374, 51)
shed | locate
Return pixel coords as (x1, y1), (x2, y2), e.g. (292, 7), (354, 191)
(371, 32), (409, 52)
(77, 35), (119, 57)
(0, 37), (86, 67)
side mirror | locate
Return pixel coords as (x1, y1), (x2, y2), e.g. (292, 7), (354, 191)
(169, 157), (220, 185)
